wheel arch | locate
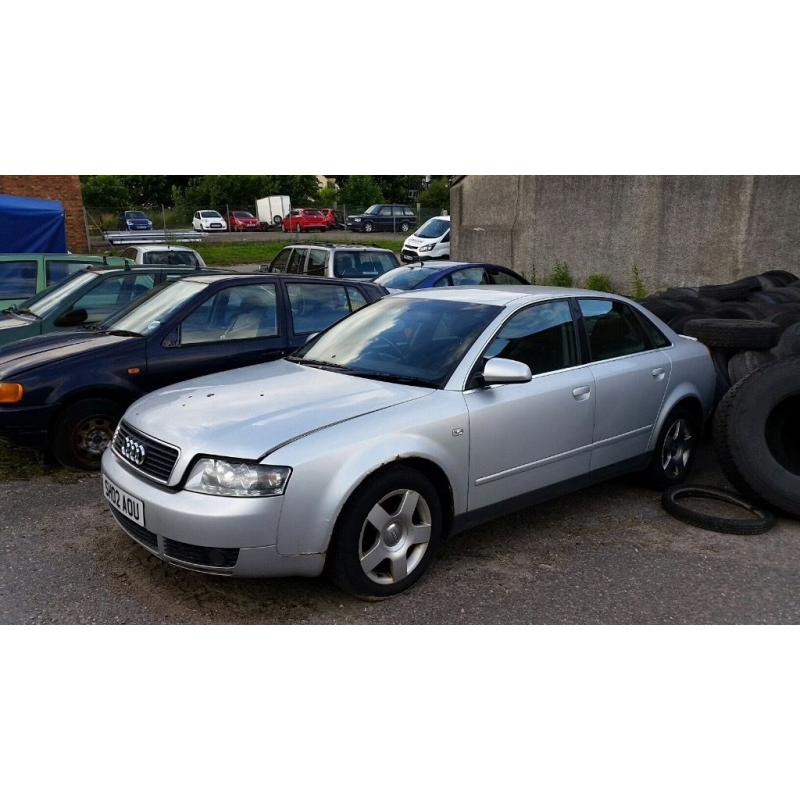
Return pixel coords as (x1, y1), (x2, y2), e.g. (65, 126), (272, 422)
(49, 385), (137, 440)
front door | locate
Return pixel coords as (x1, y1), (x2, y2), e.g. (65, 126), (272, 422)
(465, 300), (596, 511)
(577, 298), (672, 470)
(144, 280), (289, 390)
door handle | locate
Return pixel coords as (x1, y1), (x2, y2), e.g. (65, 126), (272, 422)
(651, 367), (666, 379)
(572, 385), (591, 400)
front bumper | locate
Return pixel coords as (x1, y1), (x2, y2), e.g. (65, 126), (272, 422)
(0, 404), (53, 450)
(101, 448), (325, 578)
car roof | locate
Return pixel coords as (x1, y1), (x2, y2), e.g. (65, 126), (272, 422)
(182, 273), (377, 288)
(405, 285), (625, 307)
(279, 243), (396, 253)
(85, 265), (212, 276)
(129, 245), (199, 253)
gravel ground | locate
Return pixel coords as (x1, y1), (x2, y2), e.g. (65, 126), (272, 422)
(1, 444), (798, 624)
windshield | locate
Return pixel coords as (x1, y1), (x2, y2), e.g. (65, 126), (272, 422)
(126, 211), (147, 219)
(291, 297), (500, 388)
(201, 211), (221, 218)
(375, 267), (438, 290)
(415, 217), (450, 239)
(101, 280), (207, 335)
(234, 211), (254, 219)
(364, 205), (380, 215)
(19, 271), (97, 317)
(333, 251), (398, 279)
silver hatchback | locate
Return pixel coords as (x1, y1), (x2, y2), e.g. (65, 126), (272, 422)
(102, 286), (715, 596)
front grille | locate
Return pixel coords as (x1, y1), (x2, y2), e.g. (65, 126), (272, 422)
(163, 537), (239, 569)
(113, 420), (179, 484)
(401, 248), (419, 261)
(111, 508), (158, 550)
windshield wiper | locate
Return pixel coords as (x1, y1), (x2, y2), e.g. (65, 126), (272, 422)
(286, 357), (352, 373)
(107, 329), (144, 337)
(10, 308), (39, 319)
(344, 370), (438, 388)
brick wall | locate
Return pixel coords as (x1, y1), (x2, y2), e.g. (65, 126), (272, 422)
(0, 175), (88, 253)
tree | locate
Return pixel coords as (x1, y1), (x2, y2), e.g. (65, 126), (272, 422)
(80, 175), (131, 210)
(339, 175), (384, 210)
(374, 176), (426, 202)
(417, 178), (450, 212)
(318, 180), (339, 208)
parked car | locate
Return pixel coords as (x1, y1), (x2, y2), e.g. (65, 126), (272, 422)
(0, 274), (386, 469)
(0, 253), (133, 311)
(376, 261), (528, 293)
(346, 204), (417, 233)
(119, 211), (154, 231)
(401, 215), (450, 262)
(0, 265), (219, 348)
(256, 195), (291, 228)
(192, 210), (228, 232)
(262, 244), (399, 280)
(226, 210), (261, 232)
(319, 209), (341, 230)
(100, 286), (715, 595)
(282, 208), (328, 233)
(119, 245), (206, 267)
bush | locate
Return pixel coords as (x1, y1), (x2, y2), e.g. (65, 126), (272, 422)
(549, 260), (573, 287)
(632, 263), (647, 300)
(585, 274), (613, 292)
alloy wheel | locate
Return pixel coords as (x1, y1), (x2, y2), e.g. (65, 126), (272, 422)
(358, 489), (432, 585)
(661, 418), (694, 479)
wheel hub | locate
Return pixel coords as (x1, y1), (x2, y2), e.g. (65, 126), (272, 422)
(383, 520), (404, 547)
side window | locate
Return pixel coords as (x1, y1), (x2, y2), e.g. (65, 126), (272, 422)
(306, 249), (328, 276)
(578, 299), (650, 361)
(441, 231), (450, 243)
(346, 286), (367, 311)
(0, 260), (37, 299)
(403, 207), (414, 216)
(379, 207), (393, 217)
(46, 260), (93, 286)
(488, 267), (525, 286)
(271, 248), (292, 271)
(287, 248), (308, 274)
(451, 267), (490, 286)
(180, 284), (278, 344)
(484, 300), (577, 376)
(636, 309), (671, 348)
(287, 282), (351, 335)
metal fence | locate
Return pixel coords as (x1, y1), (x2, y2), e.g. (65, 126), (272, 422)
(84, 203), (448, 246)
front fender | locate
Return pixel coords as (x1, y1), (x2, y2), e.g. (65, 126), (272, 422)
(271, 392), (469, 556)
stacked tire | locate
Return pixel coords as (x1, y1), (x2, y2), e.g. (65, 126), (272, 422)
(641, 270), (800, 518)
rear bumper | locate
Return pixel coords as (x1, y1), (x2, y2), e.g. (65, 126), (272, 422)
(101, 448), (326, 578)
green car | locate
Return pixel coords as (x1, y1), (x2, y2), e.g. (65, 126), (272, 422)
(0, 265), (211, 348)
(0, 253), (133, 311)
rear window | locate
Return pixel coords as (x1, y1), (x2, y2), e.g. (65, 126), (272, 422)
(375, 266), (438, 290)
(333, 251), (398, 279)
(0, 260), (37, 299)
(143, 251), (200, 267)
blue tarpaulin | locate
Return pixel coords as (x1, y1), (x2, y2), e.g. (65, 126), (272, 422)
(0, 193), (67, 254)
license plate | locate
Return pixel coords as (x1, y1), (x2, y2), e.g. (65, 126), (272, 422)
(103, 475), (145, 527)
(402, 254), (416, 262)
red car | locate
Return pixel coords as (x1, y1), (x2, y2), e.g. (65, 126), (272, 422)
(282, 208), (328, 233)
(319, 208), (339, 229)
(226, 210), (261, 232)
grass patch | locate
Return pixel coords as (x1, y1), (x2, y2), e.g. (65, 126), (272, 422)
(0, 442), (78, 482)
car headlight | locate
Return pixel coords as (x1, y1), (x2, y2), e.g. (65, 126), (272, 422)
(420, 243), (434, 252)
(185, 458), (292, 497)
(354, 217), (362, 222)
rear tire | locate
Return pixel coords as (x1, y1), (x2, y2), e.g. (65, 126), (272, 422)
(642, 407), (699, 489)
(53, 398), (122, 471)
(328, 466), (443, 597)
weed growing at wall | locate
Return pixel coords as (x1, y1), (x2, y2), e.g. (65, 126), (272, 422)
(585, 274), (613, 292)
(549, 260), (573, 287)
(632, 263), (647, 300)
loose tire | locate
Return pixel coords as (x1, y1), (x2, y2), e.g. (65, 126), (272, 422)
(52, 398), (122, 470)
(661, 485), (776, 534)
(761, 269), (797, 287)
(699, 277), (760, 301)
(642, 407), (699, 489)
(328, 466), (443, 597)
(726, 349), (775, 385)
(683, 318), (781, 350)
(714, 357), (800, 517)
(774, 321), (800, 359)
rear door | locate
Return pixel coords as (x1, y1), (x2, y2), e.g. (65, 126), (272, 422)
(144, 279), (289, 389)
(377, 205), (394, 231)
(577, 297), (672, 471)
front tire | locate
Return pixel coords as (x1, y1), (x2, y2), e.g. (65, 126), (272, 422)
(328, 466), (443, 597)
(53, 398), (122, 470)
(642, 408), (698, 489)
(363, 222), (374, 233)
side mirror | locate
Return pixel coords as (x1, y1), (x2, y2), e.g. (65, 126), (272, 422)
(54, 307), (89, 327)
(481, 357), (532, 386)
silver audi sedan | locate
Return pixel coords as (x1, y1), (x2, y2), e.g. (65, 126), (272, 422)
(101, 286), (715, 596)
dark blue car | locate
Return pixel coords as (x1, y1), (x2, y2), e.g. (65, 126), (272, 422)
(120, 210), (154, 231)
(374, 261), (528, 293)
(0, 273), (386, 469)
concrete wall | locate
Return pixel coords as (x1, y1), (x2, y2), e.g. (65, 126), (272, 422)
(0, 175), (88, 253)
(450, 176), (800, 293)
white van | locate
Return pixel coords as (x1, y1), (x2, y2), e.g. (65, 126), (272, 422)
(400, 215), (450, 262)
